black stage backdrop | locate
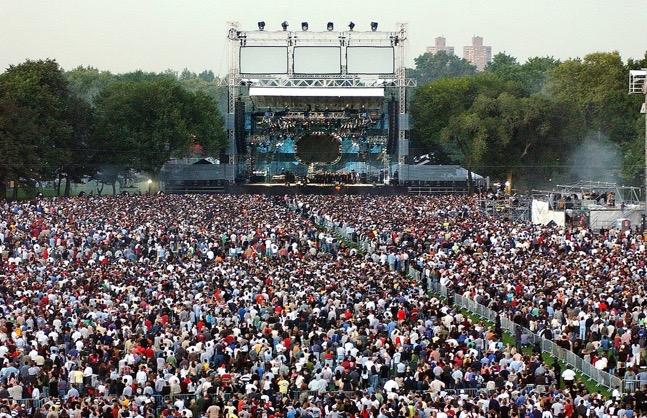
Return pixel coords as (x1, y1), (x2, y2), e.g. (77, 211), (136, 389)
(296, 134), (340, 163)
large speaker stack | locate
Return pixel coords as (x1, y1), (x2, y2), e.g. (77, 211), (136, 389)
(387, 99), (399, 155)
(234, 100), (246, 154)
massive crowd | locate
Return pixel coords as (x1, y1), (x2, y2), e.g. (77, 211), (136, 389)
(0, 194), (646, 417)
(293, 195), (647, 387)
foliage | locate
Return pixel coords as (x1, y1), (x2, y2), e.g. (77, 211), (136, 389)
(408, 51), (477, 85)
(198, 70), (215, 82)
(2, 49), (646, 196)
(92, 78), (226, 176)
(178, 76), (228, 114)
(0, 59), (94, 196)
(65, 66), (117, 105)
(545, 52), (644, 182)
(411, 73), (517, 161)
(485, 53), (560, 94)
(1, 60), (227, 198)
(411, 50), (646, 187)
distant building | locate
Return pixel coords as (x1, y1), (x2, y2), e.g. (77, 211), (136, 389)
(426, 37), (454, 56)
(463, 36), (492, 71)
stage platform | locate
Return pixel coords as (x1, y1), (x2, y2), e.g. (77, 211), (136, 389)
(163, 181), (474, 196)
(226, 183), (407, 195)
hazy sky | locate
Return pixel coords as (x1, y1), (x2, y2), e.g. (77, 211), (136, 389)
(2, 0), (646, 75)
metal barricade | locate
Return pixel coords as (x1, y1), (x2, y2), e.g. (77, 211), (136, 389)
(444, 283), (627, 393)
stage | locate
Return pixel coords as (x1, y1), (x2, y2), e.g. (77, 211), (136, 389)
(226, 182), (407, 195)
(158, 24), (487, 194)
(219, 22), (416, 185)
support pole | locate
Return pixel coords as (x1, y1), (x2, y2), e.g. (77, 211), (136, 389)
(644, 90), (647, 224)
(396, 23), (408, 184)
(227, 22), (241, 183)
(629, 70), (647, 231)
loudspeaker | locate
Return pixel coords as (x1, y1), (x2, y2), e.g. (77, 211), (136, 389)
(234, 100), (246, 154)
(387, 99), (399, 155)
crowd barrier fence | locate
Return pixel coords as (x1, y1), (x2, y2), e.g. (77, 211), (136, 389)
(416, 265), (626, 394)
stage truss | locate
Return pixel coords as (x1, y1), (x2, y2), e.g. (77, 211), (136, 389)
(240, 77), (416, 88)
(224, 21), (416, 183)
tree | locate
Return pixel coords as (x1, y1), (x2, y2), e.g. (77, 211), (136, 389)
(0, 59), (89, 198)
(0, 90), (41, 198)
(520, 56), (561, 93)
(547, 52), (632, 138)
(441, 111), (487, 194)
(469, 93), (582, 187)
(546, 51), (644, 183)
(411, 73), (515, 149)
(179, 76), (228, 114)
(410, 68), (585, 189)
(411, 76), (477, 150)
(485, 52), (519, 73)
(180, 68), (197, 81)
(92, 78), (226, 189)
(198, 70), (215, 82)
(117, 70), (176, 83)
(411, 74), (516, 192)
(622, 130), (646, 181)
(626, 51), (647, 71)
(408, 51), (477, 85)
(59, 95), (95, 195)
(65, 66), (117, 105)
(485, 53), (560, 94)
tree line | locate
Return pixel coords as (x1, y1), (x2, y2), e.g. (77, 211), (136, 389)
(409, 50), (647, 190)
(0, 60), (226, 198)
(1, 51), (646, 197)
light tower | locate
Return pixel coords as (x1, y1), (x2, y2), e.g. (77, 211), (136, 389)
(629, 69), (647, 223)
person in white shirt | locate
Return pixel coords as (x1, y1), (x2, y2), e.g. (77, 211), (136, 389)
(135, 366), (147, 386)
(562, 368), (576, 388)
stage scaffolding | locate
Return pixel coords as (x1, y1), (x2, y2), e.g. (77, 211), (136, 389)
(222, 21), (416, 183)
(478, 195), (532, 223)
(534, 181), (642, 210)
(530, 181), (645, 231)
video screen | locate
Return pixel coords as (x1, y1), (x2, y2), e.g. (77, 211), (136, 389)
(293, 47), (341, 74)
(346, 47), (394, 74)
(240, 46), (288, 74)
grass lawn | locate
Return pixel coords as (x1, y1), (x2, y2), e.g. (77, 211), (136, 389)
(5, 187), (58, 200)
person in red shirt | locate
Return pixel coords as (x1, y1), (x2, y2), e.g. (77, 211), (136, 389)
(344, 309), (352, 320)
(397, 307), (406, 321)
(564, 400), (574, 417)
(283, 336), (291, 350)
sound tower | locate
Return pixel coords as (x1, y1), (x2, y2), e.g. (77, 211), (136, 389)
(234, 100), (246, 154)
(387, 99), (399, 155)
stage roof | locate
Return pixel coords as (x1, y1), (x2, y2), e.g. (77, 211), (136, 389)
(249, 87), (384, 98)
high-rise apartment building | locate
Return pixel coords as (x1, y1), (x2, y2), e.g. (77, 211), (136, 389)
(426, 37), (454, 56)
(463, 36), (492, 71)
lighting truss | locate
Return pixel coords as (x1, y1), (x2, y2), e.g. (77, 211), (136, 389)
(228, 77), (416, 88)
(629, 70), (647, 95)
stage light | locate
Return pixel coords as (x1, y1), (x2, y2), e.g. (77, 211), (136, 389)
(327, 22), (334, 31)
(258, 21), (265, 31)
(348, 22), (355, 31)
(281, 21), (289, 31)
(301, 22), (308, 31)
(371, 22), (378, 31)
